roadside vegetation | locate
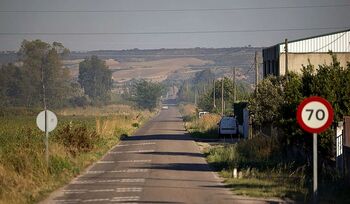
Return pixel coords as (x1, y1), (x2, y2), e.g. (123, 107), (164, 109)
(0, 39), (164, 203)
(204, 138), (308, 201)
(180, 104), (308, 200)
(183, 54), (350, 203)
(0, 105), (154, 204)
(179, 103), (220, 140)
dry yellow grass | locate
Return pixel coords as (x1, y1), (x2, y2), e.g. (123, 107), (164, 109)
(188, 114), (221, 132)
(95, 116), (139, 139)
(180, 104), (197, 116)
(179, 103), (220, 133)
(57, 104), (146, 117)
(0, 105), (155, 204)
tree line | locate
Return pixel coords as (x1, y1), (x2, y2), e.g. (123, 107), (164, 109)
(0, 39), (164, 111)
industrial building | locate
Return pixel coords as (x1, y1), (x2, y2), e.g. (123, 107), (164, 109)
(262, 29), (350, 77)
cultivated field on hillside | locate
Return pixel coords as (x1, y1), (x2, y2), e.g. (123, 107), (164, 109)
(64, 57), (213, 83)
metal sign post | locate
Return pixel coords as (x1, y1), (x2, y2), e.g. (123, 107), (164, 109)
(45, 109), (48, 165)
(297, 96), (334, 204)
(313, 132), (317, 201)
(36, 110), (58, 166)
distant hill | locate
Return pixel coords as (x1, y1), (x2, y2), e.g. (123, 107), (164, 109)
(0, 47), (263, 85)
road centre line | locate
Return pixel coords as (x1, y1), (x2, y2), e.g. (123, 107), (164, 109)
(55, 198), (81, 203)
(96, 159), (151, 164)
(72, 178), (145, 184)
(118, 159), (151, 163)
(83, 198), (110, 202)
(116, 142), (155, 147)
(111, 196), (140, 202)
(87, 169), (148, 174)
(63, 187), (143, 194)
(109, 149), (155, 154)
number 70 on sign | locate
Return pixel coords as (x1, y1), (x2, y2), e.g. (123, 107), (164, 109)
(297, 96), (334, 134)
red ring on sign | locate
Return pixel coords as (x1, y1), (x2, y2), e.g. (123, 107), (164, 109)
(296, 96), (334, 134)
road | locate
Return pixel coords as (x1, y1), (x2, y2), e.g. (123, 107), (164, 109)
(42, 106), (277, 204)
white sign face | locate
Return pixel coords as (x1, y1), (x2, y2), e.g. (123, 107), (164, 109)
(301, 101), (329, 129)
(36, 110), (58, 132)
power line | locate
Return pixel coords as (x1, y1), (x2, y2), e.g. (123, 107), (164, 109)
(1, 4), (349, 13)
(309, 32), (347, 53)
(0, 26), (348, 36)
(243, 61), (256, 75)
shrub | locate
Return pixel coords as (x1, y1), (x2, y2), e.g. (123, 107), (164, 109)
(55, 124), (99, 155)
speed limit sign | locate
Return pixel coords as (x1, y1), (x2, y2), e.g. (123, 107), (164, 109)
(297, 96), (334, 134)
(296, 96), (333, 203)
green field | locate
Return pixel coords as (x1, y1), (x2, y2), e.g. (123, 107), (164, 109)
(0, 107), (153, 204)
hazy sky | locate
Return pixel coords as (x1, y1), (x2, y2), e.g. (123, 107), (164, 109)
(0, 0), (349, 51)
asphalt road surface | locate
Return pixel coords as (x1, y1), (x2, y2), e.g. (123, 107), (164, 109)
(42, 106), (277, 204)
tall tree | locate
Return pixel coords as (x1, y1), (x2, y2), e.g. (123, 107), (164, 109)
(0, 40), (70, 108)
(248, 76), (284, 125)
(131, 80), (164, 110)
(78, 56), (113, 103)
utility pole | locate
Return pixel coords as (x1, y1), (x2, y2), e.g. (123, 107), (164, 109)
(213, 79), (216, 108)
(233, 67), (236, 104)
(221, 78), (224, 116)
(255, 51), (259, 93)
(285, 38), (289, 77)
(194, 88), (197, 106)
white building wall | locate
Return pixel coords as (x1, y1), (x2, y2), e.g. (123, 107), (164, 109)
(279, 30), (350, 53)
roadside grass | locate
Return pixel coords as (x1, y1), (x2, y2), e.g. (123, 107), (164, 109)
(203, 140), (308, 202)
(180, 104), (350, 203)
(179, 103), (220, 140)
(223, 176), (305, 200)
(202, 138), (350, 203)
(0, 106), (154, 204)
(178, 104), (307, 201)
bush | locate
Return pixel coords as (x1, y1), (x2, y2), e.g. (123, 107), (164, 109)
(55, 124), (99, 155)
(69, 96), (91, 107)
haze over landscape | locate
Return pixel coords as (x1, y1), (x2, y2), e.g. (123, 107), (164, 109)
(1, 1), (350, 203)
(0, 0), (349, 51)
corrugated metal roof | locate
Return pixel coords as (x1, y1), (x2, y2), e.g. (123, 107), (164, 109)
(277, 29), (350, 53)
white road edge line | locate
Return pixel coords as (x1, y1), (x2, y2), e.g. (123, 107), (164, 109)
(96, 161), (114, 164)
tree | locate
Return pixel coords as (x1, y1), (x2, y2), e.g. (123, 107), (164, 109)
(78, 56), (113, 104)
(248, 76), (284, 126)
(131, 80), (164, 110)
(249, 54), (350, 164)
(200, 77), (250, 112)
(0, 40), (71, 108)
